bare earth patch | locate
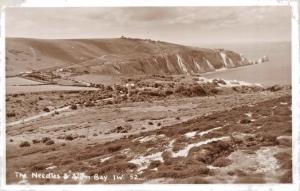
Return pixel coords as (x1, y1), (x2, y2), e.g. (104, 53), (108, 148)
(6, 88), (291, 184)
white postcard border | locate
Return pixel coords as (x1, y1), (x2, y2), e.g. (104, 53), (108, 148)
(0, 0), (299, 191)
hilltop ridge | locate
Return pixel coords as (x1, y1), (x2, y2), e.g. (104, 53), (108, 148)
(6, 37), (251, 76)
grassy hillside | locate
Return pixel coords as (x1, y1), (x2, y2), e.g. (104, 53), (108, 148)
(6, 37), (251, 76)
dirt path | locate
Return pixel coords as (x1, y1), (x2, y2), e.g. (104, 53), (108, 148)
(6, 90), (291, 184)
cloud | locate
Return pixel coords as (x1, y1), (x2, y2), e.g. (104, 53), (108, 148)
(82, 6), (290, 30)
(5, 6), (291, 43)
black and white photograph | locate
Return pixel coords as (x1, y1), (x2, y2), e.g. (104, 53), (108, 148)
(1, 1), (298, 189)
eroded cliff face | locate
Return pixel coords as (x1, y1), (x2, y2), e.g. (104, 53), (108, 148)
(6, 37), (251, 76)
(116, 49), (250, 75)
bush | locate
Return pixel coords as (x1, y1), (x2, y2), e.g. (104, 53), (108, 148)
(32, 139), (40, 144)
(267, 85), (282, 92)
(42, 137), (51, 143)
(6, 112), (16, 118)
(31, 164), (45, 171)
(65, 135), (75, 141)
(212, 157), (232, 167)
(149, 160), (161, 169)
(240, 119), (251, 124)
(19, 141), (30, 147)
(174, 83), (217, 97)
(164, 89), (173, 96)
(107, 145), (122, 153)
(45, 140), (55, 145)
(105, 100), (113, 105)
(43, 107), (50, 112)
(70, 105), (77, 110)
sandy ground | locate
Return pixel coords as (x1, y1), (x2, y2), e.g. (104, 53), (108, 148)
(6, 86), (291, 184)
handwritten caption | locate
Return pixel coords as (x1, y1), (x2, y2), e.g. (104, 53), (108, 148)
(15, 171), (140, 182)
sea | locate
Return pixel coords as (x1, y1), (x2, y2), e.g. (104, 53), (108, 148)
(199, 41), (291, 86)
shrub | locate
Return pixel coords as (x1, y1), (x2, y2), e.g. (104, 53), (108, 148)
(32, 139), (40, 144)
(267, 85), (282, 92)
(45, 140), (55, 145)
(65, 135), (75, 141)
(240, 119), (251, 124)
(42, 137), (51, 143)
(19, 141), (30, 147)
(6, 112), (16, 118)
(70, 105), (77, 110)
(212, 157), (232, 167)
(43, 107), (50, 112)
(107, 145), (122, 153)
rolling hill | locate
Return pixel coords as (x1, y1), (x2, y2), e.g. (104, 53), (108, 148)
(6, 37), (251, 76)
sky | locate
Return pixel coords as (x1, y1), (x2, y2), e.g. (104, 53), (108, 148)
(5, 6), (291, 45)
